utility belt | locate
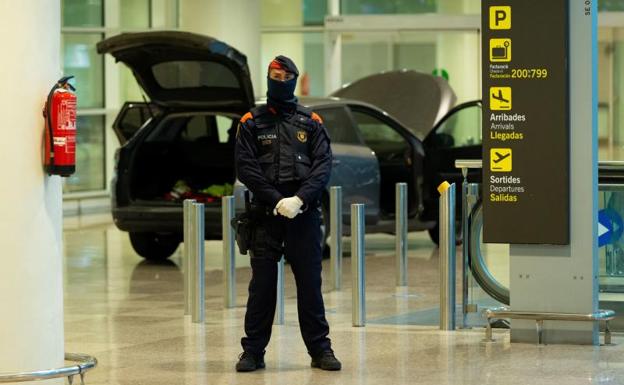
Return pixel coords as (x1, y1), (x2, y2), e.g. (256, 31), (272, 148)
(230, 191), (284, 262)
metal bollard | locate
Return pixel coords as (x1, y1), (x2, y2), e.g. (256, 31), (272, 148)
(330, 186), (343, 290)
(274, 257), (285, 325)
(183, 199), (196, 315)
(438, 182), (456, 331)
(395, 183), (408, 287)
(222, 196), (236, 309)
(351, 204), (366, 327)
(191, 202), (205, 323)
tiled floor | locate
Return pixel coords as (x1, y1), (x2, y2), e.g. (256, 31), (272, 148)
(63, 217), (624, 385)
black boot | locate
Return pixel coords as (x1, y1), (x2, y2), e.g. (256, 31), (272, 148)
(311, 350), (342, 371)
(236, 351), (265, 372)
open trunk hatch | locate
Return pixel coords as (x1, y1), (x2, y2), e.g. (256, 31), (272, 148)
(97, 31), (254, 111)
(331, 70), (456, 140)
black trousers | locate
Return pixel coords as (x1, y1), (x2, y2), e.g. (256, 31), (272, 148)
(241, 207), (332, 356)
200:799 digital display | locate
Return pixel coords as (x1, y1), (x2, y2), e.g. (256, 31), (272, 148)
(511, 68), (549, 79)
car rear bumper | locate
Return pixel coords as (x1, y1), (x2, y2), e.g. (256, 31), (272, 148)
(112, 203), (224, 238)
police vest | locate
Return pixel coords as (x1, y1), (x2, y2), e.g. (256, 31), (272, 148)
(248, 104), (317, 185)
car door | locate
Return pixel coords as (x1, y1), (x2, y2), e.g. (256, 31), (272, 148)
(348, 104), (425, 218)
(97, 31), (255, 113)
(421, 100), (483, 220)
(315, 105), (381, 225)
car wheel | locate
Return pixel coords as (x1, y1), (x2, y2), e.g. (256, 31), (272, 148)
(428, 222), (463, 246)
(129, 232), (180, 261)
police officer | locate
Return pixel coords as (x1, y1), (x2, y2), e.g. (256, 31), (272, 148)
(234, 55), (341, 372)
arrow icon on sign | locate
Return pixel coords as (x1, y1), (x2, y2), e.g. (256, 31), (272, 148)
(599, 209), (624, 247)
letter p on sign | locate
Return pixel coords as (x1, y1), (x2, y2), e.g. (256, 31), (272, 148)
(490, 6), (511, 30)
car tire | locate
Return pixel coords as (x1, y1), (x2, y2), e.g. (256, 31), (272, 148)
(428, 222), (462, 246)
(129, 232), (180, 261)
(428, 225), (440, 245)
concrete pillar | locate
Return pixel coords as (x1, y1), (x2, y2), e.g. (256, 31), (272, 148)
(178, 0), (262, 95)
(509, 0), (598, 345)
(260, 0), (304, 97)
(0, 0), (64, 382)
(436, 0), (480, 103)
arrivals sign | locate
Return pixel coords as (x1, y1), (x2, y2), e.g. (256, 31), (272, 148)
(482, 0), (570, 244)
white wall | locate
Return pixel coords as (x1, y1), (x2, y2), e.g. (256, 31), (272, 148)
(0, 0), (64, 382)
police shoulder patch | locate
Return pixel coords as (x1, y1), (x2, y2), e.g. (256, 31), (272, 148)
(311, 112), (323, 124)
(240, 112), (253, 123)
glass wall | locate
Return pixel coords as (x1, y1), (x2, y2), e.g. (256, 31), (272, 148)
(61, 0), (178, 194)
(62, 0), (106, 193)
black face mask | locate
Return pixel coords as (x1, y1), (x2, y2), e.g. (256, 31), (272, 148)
(266, 55), (300, 111)
(267, 76), (297, 104)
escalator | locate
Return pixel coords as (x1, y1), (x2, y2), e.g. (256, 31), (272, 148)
(467, 161), (624, 311)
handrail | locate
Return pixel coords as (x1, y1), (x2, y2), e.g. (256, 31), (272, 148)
(484, 307), (615, 344)
(0, 353), (97, 383)
(454, 159), (483, 169)
(485, 307), (615, 322)
(455, 159), (624, 170)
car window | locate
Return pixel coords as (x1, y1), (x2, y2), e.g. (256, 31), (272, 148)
(152, 61), (240, 89)
(351, 109), (406, 145)
(316, 107), (361, 145)
(113, 102), (162, 144)
(181, 115), (233, 144)
(351, 108), (410, 163)
(433, 104), (482, 148)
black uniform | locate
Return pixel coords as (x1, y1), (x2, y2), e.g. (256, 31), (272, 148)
(235, 103), (333, 357)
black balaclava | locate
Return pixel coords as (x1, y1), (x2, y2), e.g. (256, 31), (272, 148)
(267, 55), (299, 111)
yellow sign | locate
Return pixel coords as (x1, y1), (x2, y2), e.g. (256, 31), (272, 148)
(490, 38), (512, 62)
(297, 130), (308, 143)
(490, 6), (511, 30)
(491, 148), (513, 172)
(490, 87), (512, 111)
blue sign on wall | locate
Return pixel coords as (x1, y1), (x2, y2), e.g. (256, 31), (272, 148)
(599, 209), (623, 247)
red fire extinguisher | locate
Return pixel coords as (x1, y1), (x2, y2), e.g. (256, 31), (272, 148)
(44, 76), (77, 177)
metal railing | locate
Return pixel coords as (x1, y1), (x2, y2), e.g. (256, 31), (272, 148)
(395, 183), (408, 287)
(183, 199), (196, 316)
(222, 196), (236, 309)
(438, 182), (457, 330)
(183, 199), (205, 323)
(275, 257), (285, 325)
(484, 307), (615, 345)
(0, 353), (97, 384)
(330, 186), (343, 290)
(351, 203), (366, 327)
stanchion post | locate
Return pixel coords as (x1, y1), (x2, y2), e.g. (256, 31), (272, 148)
(330, 186), (343, 290)
(438, 182), (456, 331)
(351, 204), (366, 327)
(222, 196), (236, 309)
(274, 257), (285, 325)
(395, 183), (408, 287)
(192, 202), (205, 323)
(183, 199), (196, 316)
(460, 168), (470, 328)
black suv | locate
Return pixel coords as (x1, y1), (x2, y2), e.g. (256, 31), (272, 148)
(98, 31), (481, 261)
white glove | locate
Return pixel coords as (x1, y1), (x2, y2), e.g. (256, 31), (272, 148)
(276, 196), (304, 219)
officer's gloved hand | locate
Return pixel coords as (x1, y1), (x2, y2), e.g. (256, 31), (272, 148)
(276, 196), (304, 219)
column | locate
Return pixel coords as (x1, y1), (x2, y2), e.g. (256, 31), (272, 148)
(0, 0), (65, 382)
(178, 0), (262, 94)
(509, 0), (598, 344)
